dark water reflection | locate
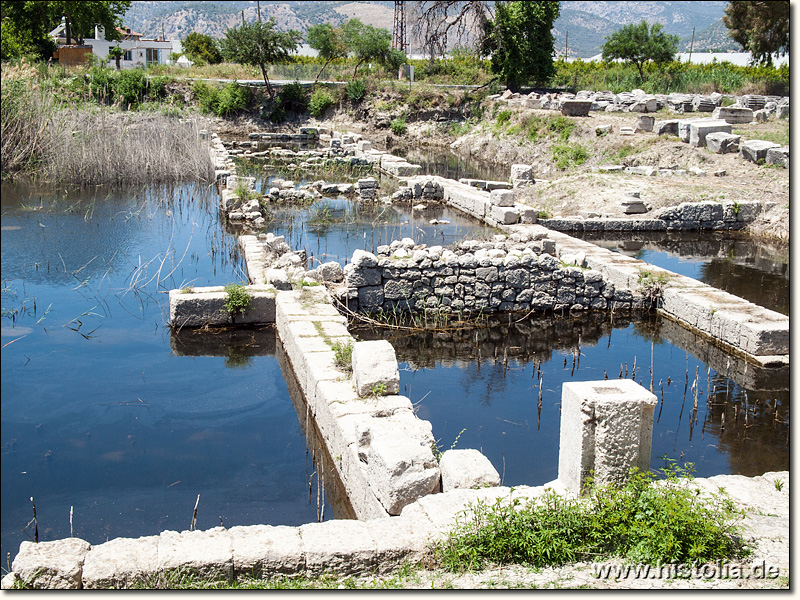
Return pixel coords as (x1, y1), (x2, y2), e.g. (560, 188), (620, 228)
(352, 312), (788, 487)
(0, 182), (331, 562)
(574, 231), (789, 315)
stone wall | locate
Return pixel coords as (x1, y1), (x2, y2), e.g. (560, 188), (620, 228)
(336, 231), (641, 315)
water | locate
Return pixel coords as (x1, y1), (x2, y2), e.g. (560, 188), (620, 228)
(575, 231), (789, 315)
(0, 182), (333, 562)
(353, 312), (789, 487)
(390, 146), (500, 182)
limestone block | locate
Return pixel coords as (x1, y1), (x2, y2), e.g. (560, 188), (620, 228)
(635, 115), (655, 132)
(365, 516), (435, 567)
(777, 104), (789, 119)
(765, 147), (789, 168)
(440, 449), (501, 491)
(229, 525), (304, 576)
(510, 164), (533, 185)
(489, 189), (515, 207)
(356, 411), (440, 514)
(655, 120), (680, 136)
(352, 340), (400, 397)
(678, 119), (701, 142)
(619, 126), (635, 135)
(689, 119), (732, 147)
(351, 249), (378, 268)
(705, 132), (741, 154)
(489, 205), (520, 225)
(741, 140), (781, 163)
(754, 109), (769, 122)
(712, 106), (754, 124)
(169, 286), (276, 328)
(561, 99), (593, 116)
(619, 199), (648, 214)
(12, 538), (91, 589)
(265, 268), (291, 290)
(310, 261), (344, 283)
(300, 520), (378, 575)
(157, 528), (233, 580)
(82, 535), (160, 589)
(518, 205), (539, 224)
(485, 180), (513, 191)
(558, 380), (656, 494)
(357, 140), (372, 152)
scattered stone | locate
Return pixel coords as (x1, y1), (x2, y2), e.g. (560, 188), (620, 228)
(765, 147), (789, 168)
(635, 115), (655, 132)
(712, 170), (727, 177)
(705, 132), (741, 154)
(560, 99), (593, 117)
(619, 127), (635, 136)
(712, 106), (754, 124)
(689, 119), (732, 148)
(595, 124), (613, 135)
(741, 140), (781, 163)
(440, 449), (501, 491)
(754, 109), (769, 123)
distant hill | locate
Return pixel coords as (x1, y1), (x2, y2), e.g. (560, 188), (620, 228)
(122, 1), (737, 58)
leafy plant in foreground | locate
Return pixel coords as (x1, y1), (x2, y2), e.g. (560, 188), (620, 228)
(223, 283), (252, 317)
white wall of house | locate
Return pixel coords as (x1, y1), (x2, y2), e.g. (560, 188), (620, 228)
(87, 38), (173, 68)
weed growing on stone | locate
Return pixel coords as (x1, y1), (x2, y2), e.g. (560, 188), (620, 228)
(774, 478), (784, 492)
(331, 340), (353, 372)
(638, 269), (670, 309)
(370, 382), (388, 397)
(180, 286), (194, 294)
(435, 463), (746, 572)
(223, 283), (252, 317)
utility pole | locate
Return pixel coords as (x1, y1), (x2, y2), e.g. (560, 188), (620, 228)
(257, 0), (261, 22)
(565, 30), (568, 59)
(688, 26), (695, 64)
(392, 1), (407, 52)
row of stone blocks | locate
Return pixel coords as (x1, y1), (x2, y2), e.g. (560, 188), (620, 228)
(526, 225), (789, 359)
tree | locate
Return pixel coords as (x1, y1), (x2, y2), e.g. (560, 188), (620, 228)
(483, 1), (560, 91)
(50, 1), (130, 44)
(108, 43), (122, 69)
(183, 31), (223, 65)
(602, 20), (679, 83)
(219, 19), (302, 97)
(723, 1), (789, 66)
(413, 1), (492, 59)
(306, 23), (347, 83)
(342, 18), (399, 81)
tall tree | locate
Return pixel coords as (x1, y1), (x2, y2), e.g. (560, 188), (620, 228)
(306, 23), (347, 83)
(183, 31), (223, 65)
(413, 1), (492, 59)
(219, 18), (302, 97)
(723, 0), (789, 66)
(50, 1), (130, 44)
(483, 1), (560, 91)
(342, 18), (398, 80)
(602, 20), (679, 83)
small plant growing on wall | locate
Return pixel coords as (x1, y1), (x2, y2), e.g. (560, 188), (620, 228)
(223, 283), (252, 317)
(331, 340), (353, 372)
(638, 269), (670, 310)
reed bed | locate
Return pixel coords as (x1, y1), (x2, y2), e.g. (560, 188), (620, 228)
(2, 77), (214, 185)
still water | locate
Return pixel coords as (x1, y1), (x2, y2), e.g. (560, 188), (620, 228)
(0, 182), (331, 562)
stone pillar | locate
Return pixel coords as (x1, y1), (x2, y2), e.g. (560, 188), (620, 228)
(557, 379), (656, 494)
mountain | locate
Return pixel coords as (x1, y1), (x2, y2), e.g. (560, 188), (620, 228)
(677, 19), (743, 53)
(122, 1), (736, 58)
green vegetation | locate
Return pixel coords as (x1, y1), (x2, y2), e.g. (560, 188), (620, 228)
(390, 116), (407, 136)
(638, 268), (670, 308)
(192, 81), (249, 117)
(370, 382), (388, 397)
(331, 339), (353, 372)
(723, 1), (789, 66)
(182, 31), (223, 65)
(345, 78), (367, 103)
(436, 463), (746, 571)
(552, 144), (590, 170)
(602, 20), (680, 83)
(306, 23), (348, 83)
(223, 283), (252, 317)
(342, 18), (406, 81)
(308, 87), (335, 117)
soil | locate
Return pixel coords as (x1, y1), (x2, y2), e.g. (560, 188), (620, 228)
(208, 94), (789, 246)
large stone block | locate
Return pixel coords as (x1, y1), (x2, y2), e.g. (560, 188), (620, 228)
(741, 140), (781, 163)
(299, 520), (378, 575)
(655, 119), (680, 136)
(440, 449), (501, 491)
(351, 340), (400, 398)
(157, 528), (233, 580)
(635, 115), (655, 132)
(712, 106), (754, 124)
(12, 538), (91, 589)
(489, 189), (515, 207)
(705, 132), (741, 154)
(82, 536), (159, 589)
(765, 146), (789, 168)
(489, 205), (520, 225)
(561, 99), (593, 116)
(558, 379), (656, 494)
(229, 525), (304, 576)
(169, 286), (276, 328)
(689, 119), (732, 147)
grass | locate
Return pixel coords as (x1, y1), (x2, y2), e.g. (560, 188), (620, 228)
(223, 283), (252, 317)
(331, 339), (353, 372)
(435, 463), (747, 572)
(552, 144), (590, 171)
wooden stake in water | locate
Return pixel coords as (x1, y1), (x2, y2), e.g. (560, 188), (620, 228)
(70, 506), (73, 538)
(31, 497), (38, 543)
(190, 494), (200, 531)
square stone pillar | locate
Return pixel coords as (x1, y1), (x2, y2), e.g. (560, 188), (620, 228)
(558, 380), (657, 494)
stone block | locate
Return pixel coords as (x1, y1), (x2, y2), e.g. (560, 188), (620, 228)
(619, 126), (635, 135)
(765, 146), (789, 168)
(510, 164), (533, 185)
(82, 536), (160, 588)
(558, 380), (656, 494)
(655, 120), (680, 136)
(485, 180), (513, 191)
(489, 189), (515, 207)
(157, 528), (233, 580)
(741, 140), (781, 163)
(229, 525), (304, 576)
(169, 286), (276, 328)
(364, 517), (434, 567)
(440, 449), (501, 491)
(12, 538), (91, 589)
(619, 199), (648, 214)
(300, 520), (378, 575)
(712, 106), (754, 124)
(561, 99), (593, 116)
(489, 205), (520, 225)
(689, 119), (732, 147)
(777, 104), (789, 119)
(635, 115), (655, 132)
(351, 340), (399, 398)
(705, 132), (741, 154)
(754, 109), (769, 122)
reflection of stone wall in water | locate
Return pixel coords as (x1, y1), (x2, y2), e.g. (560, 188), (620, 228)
(353, 312), (636, 370)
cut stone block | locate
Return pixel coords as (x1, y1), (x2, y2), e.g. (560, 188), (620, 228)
(440, 449), (501, 491)
(765, 147), (789, 168)
(82, 536), (159, 589)
(619, 126), (635, 135)
(12, 538), (91, 589)
(351, 340), (400, 398)
(299, 520), (377, 575)
(561, 99), (593, 116)
(712, 106), (754, 124)
(157, 528), (233, 580)
(169, 286), (276, 328)
(635, 115), (655, 132)
(741, 140), (781, 163)
(489, 204), (520, 225)
(655, 120), (680, 136)
(705, 132), (741, 154)
(754, 109), (769, 122)
(485, 180), (513, 191)
(510, 164), (533, 187)
(689, 119), (732, 147)
(489, 189), (515, 207)
(229, 525), (304, 576)
(558, 379), (656, 494)
(619, 199), (648, 214)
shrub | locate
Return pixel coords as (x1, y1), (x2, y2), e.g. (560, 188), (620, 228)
(148, 75), (173, 99)
(390, 116), (407, 136)
(552, 144), (590, 170)
(223, 283), (252, 317)
(308, 88), (335, 117)
(345, 78), (367, 102)
(114, 68), (147, 106)
(215, 82), (249, 116)
(436, 463), (745, 571)
(276, 81), (307, 113)
(86, 65), (115, 102)
(496, 109), (512, 126)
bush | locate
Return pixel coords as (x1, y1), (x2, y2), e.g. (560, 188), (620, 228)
(276, 81), (307, 113)
(436, 463), (745, 571)
(86, 65), (115, 102)
(148, 75), (173, 99)
(223, 283), (252, 317)
(114, 68), (147, 106)
(192, 81), (249, 117)
(552, 144), (590, 170)
(308, 88), (335, 117)
(345, 78), (367, 102)
(390, 116), (407, 136)
(496, 109), (512, 126)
